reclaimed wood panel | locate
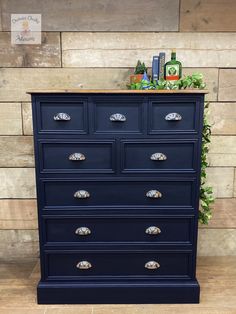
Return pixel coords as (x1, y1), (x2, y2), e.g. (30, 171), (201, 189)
(209, 103), (236, 135)
(219, 69), (236, 101)
(0, 200), (37, 230)
(180, 0), (236, 32)
(0, 136), (34, 167)
(0, 230), (38, 260)
(22, 103), (32, 135)
(62, 32), (236, 50)
(234, 169), (236, 198)
(62, 32), (236, 67)
(0, 68), (217, 102)
(198, 229), (236, 256)
(1, 0), (179, 31)
(200, 198), (236, 229)
(0, 103), (22, 135)
(206, 167), (234, 198)
(208, 136), (236, 167)
(0, 32), (61, 67)
(0, 168), (36, 198)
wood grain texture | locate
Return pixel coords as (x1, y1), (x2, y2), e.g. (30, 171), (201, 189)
(0, 200), (37, 230)
(22, 103), (32, 135)
(209, 103), (236, 135)
(199, 198), (236, 229)
(0, 32), (61, 67)
(0, 230), (38, 260)
(219, 69), (236, 101)
(0, 103), (22, 135)
(0, 68), (130, 101)
(198, 229), (236, 256)
(1, 0), (179, 31)
(180, 0), (236, 31)
(0, 136), (34, 167)
(27, 89), (208, 94)
(0, 168), (36, 198)
(206, 167), (234, 198)
(208, 136), (236, 167)
(62, 32), (236, 67)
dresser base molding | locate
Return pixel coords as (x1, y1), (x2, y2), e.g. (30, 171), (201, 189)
(37, 280), (200, 304)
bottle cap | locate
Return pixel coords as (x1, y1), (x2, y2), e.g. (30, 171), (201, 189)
(172, 48), (176, 53)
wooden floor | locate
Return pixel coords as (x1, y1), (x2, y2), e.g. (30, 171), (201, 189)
(0, 257), (236, 313)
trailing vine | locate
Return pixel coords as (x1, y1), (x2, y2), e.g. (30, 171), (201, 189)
(199, 102), (214, 224)
(128, 73), (214, 224)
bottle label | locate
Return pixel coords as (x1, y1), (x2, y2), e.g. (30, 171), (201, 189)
(165, 64), (180, 81)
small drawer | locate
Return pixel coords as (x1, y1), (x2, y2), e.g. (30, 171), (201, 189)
(42, 178), (195, 209)
(121, 139), (198, 173)
(43, 215), (194, 245)
(35, 96), (88, 134)
(45, 250), (192, 279)
(92, 96), (144, 134)
(39, 140), (115, 174)
(148, 96), (201, 134)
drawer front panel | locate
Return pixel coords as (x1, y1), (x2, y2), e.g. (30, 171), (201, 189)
(39, 140), (115, 174)
(42, 179), (194, 208)
(92, 96), (144, 134)
(46, 251), (192, 279)
(121, 140), (197, 173)
(148, 98), (199, 134)
(37, 98), (87, 133)
(44, 216), (193, 244)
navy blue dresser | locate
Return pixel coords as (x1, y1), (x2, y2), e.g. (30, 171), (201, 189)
(29, 89), (206, 304)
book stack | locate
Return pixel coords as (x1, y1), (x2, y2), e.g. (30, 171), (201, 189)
(152, 52), (165, 82)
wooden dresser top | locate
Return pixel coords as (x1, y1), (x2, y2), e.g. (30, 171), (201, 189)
(27, 89), (208, 94)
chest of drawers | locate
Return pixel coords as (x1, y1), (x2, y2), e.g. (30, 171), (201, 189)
(29, 89), (206, 304)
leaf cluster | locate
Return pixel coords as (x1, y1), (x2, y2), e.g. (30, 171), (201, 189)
(134, 60), (147, 75)
(128, 73), (214, 224)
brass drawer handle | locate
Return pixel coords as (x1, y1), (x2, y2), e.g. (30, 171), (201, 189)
(145, 226), (161, 235)
(54, 112), (71, 121)
(146, 190), (162, 198)
(150, 153), (167, 161)
(75, 227), (91, 236)
(145, 261), (160, 270)
(76, 261), (92, 269)
(110, 113), (126, 122)
(165, 112), (182, 121)
(74, 190), (90, 199)
(69, 153), (86, 161)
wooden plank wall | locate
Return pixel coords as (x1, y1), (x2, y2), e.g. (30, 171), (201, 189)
(0, 0), (236, 260)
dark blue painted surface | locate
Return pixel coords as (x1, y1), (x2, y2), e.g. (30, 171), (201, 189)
(43, 215), (194, 245)
(31, 92), (205, 304)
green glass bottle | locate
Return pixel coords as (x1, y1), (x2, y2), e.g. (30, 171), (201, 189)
(164, 49), (182, 82)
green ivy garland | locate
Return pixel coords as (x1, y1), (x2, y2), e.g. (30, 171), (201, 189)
(128, 73), (214, 224)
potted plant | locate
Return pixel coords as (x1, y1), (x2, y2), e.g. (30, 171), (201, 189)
(130, 60), (147, 84)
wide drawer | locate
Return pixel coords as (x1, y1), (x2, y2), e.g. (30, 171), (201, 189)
(39, 140), (115, 174)
(45, 250), (192, 279)
(92, 96), (144, 134)
(148, 96), (201, 134)
(43, 215), (194, 245)
(41, 178), (195, 209)
(121, 139), (198, 173)
(35, 96), (88, 134)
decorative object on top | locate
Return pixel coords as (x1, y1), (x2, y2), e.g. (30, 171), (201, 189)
(130, 60), (147, 84)
(158, 52), (166, 80)
(152, 56), (159, 83)
(164, 49), (182, 82)
(128, 72), (206, 91)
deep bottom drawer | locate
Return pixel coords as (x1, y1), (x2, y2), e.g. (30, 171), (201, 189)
(43, 215), (194, 245)
(45, 250), (192, 279)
